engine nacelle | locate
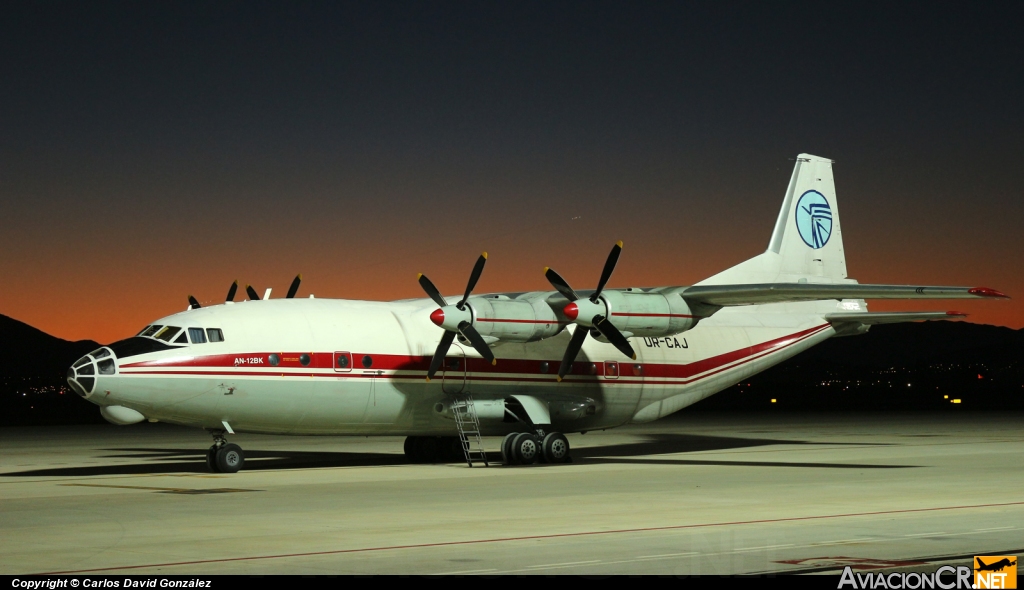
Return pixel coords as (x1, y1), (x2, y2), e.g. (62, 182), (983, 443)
(464, 295), (563, 343)
(457, 289), (699, 345)
(598, 288), (699, 338)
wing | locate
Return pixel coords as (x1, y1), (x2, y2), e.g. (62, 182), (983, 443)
(680, 284), (1007, 307)
(825, 311), (967, 327)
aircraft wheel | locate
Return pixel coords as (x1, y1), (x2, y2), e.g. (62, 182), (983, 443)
(510, 433), (539, 465)
(404, 436), (420, 462)
(215, 443), (244, 473)
(417, 436), (440, 463)
(443, 437), (465, 462)
(206, 445), (220, 473)
(501, 433), (518, 465)
(541, 432), (570, 463)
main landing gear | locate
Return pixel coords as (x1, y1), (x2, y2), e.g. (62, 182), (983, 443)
(206, 431), (245, 473)
(404, 436), (466, 463)
(501, 431), (571, 466)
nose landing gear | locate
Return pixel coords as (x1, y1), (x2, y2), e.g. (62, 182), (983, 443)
(206, 431), (245, 473)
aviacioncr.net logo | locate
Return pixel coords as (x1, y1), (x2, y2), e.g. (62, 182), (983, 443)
(795, 190), (833, 249)
(838, 566), (973, 589)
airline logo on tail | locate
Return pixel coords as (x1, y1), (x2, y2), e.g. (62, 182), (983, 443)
(796, 190), (833, 248)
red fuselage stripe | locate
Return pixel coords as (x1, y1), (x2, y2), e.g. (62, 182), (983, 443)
(118, 324), (831, 385)
(610, 313), (696, 318)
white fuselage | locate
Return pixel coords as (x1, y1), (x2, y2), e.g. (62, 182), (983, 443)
(74, 294), (844, 436)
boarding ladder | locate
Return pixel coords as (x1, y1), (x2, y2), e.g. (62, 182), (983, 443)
(451, 394), (489, 467)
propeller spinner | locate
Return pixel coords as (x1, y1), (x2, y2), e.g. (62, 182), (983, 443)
(418, 252), (496, 380)
(544, 241), (636, 381)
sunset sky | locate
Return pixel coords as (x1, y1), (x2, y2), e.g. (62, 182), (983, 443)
(2, 2), (1021, 344)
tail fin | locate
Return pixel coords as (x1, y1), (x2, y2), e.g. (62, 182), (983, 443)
(769, 154), (847, 279)
(699, 153), (848, 285)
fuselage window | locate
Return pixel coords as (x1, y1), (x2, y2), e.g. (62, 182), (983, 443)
(207, 328), (224, 342)
(336, 355), (349, 368)
(299, 353), (311, 366)
(154, 326), (181, 342)
(269, 354), (280, 366)
(142, 325), (162, 337)
(174, 332), (188, 344)
(188, 328), (207, 344)
(362, 355), (373, 368)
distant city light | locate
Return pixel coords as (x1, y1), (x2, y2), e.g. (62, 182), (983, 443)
(770, 398), (777, 403)
(951, 399), (962, 404)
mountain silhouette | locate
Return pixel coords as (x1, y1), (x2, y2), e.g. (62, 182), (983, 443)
(1, 314), (102, 425)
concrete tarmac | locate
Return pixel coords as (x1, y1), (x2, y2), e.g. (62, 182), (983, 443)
(1, 412), (1022, 575)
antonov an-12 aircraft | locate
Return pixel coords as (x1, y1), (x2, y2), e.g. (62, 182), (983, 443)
(66, 154), (1007, 472)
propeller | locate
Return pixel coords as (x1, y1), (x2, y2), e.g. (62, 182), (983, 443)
(188, 295), (201, 309)
(418, 252), (496, 380)
(286, 274), (302, 298)
(245, 284), (260, 301)
(226, 280), (238, 302)
(544, 241), (636, 380)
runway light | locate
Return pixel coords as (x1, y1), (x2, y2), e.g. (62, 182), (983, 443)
(944, 395), (949, 399)
(951, 399), (962, 404)
(770, 398), (777, 403)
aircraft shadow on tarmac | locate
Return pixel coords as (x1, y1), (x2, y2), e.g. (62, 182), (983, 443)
(0, 433), (914, 477)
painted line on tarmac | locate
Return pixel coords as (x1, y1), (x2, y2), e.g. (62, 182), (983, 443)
(525, 560), (601, 569)
(39, 499), (1024, 575)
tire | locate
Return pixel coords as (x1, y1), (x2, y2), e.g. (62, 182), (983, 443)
(404, 436), (420, 462)
(215, 443), (244, 473)
(443, 437), (465, 463)
(501, 433), (518, 465)
(541, 432), (570, 463)
(418, 436), (440, 463)
(511, 433), (539, 465)
(206, 446), (220, 473)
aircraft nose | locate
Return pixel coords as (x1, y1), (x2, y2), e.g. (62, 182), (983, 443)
(67, 347), (117, 398)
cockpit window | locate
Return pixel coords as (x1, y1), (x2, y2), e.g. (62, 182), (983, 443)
(188, 328), (206, 344)
(108, 337), (179, 358)
(142, 325), (162, 337)
(154, 326), (181, 342)
(174, 332), (188, 344)
(207, 328), (224, 342)
(137, 326), (151, 336)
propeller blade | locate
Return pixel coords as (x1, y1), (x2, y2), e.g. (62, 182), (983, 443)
(245, 285), (260, 301)
(544, 267), (579, 302)
(417, 273), (448, 308)
(557, 326), (589, 381)
(426, 330), (457, 380)
(226, 281), (238, 302)
(188, 295), (201, 309)
(594, 314), (636, 360)
(457, 321), (496, 365)
(592, 241), (623, 301)
(458, 252), (488, 309)
(286, 274), (302, 298)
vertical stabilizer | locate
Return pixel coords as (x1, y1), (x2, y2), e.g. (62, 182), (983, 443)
(769, 154), (847, 279)
(698, 154), (848, 285)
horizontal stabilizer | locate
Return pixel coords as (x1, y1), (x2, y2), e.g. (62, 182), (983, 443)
(680, 284), (1008, 307)
(824, 311), (967, 326)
